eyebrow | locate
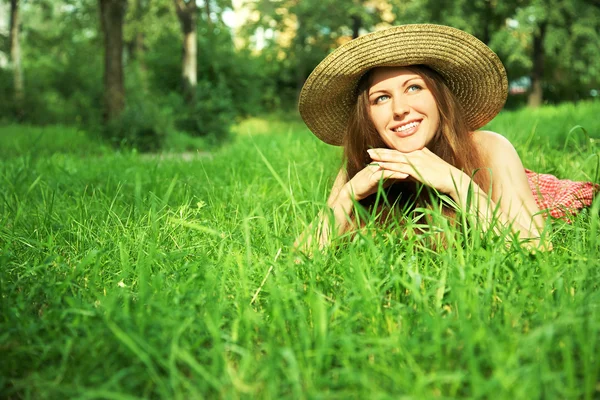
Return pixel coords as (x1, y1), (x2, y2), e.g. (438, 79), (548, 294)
(403, 76), (423, 86)
(368, 75), (424, 96)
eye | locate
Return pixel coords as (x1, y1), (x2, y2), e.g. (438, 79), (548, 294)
(407, 84), (423, 93)
(373, 94), (390, 104)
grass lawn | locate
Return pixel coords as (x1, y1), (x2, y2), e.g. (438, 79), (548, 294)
(1, 102), (599, 399)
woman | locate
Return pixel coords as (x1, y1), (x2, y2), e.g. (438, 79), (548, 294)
(296, 24), (597, 250)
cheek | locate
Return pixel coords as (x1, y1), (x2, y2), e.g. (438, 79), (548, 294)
(416, 97), (440, 126)
(414, 96), (434, 110)
(369, 108), (387, 130)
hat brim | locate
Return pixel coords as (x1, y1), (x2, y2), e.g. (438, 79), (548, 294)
(298, 24), (508, 146)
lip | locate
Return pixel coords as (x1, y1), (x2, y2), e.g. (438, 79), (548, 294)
(390, 119), (422, 138)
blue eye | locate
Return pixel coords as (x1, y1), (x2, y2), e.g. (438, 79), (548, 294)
(374, 95), (390, 104)
(407, 84), (423, 93)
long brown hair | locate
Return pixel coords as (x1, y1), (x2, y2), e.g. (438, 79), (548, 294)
(343, 65), (491, 222)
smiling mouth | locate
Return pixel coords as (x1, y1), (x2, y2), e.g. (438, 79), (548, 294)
(392, 120), (421, 136)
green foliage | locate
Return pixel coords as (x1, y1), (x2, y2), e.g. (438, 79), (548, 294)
(198, 27), (267, 117)
(147, 23), (270, 116)
(16, 0), (103, 125)
(142, 20), (273, 141)
(144, 31), (182, 95)
(0, 68), (17, 121)
(102, 94), (172, 152)
(170, 80), (236, 141)
(509, 0), (600, 103)
(0, 0), (271, 147)
(1, 103), (599, 398)
(136, 6), (272, 142)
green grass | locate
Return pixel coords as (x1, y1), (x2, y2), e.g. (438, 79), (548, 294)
(1, 101), (599, 399)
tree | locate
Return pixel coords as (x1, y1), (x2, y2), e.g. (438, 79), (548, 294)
(348, 0), (388, 39)
(99, 0), (128, 122)
(390, 0), (521, 46)
(244, 0), (387, 98)
(173, 0), (197, 103)
(9, 0), (24, 118)
(528, 19), (546, 107)
(510, 0), (600, 106)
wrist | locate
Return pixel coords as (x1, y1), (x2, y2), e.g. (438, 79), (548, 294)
(326, 183), (355, 233)
(329, 183), (354, 207)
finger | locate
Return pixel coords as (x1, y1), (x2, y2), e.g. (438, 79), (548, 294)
(369, 148), (399, 155)
(377, 161), (413, 173)
(368, 148), (415, 164)
(365, 162), (382, 171)
(365, 165), (384, 183)
(369, 168), (407, 185)
(365, 164), (383, 178)
(380, 170), (409, 180)
(368, 148), (398, 161)
(378, 162), (429, 185)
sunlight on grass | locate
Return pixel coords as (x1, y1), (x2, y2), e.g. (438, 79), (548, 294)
(231, 115), (307, 137)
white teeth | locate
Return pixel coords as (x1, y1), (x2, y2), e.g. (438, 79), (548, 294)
(394, 121), (419, 132)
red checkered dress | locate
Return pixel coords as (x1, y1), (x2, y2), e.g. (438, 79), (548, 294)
(525, 169), (599, 221)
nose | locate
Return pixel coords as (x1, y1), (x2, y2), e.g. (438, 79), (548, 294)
(392, 96), (409, 118)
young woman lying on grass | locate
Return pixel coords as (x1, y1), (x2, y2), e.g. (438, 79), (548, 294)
(296, 24), (598, 251)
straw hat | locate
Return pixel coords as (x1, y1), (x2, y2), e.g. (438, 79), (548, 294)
(298, 24), (508, 146)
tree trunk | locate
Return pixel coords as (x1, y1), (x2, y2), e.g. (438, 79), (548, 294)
(9, 0), (24, 119)
(528, 20), (547, 108)
(481, 0), (492, 45)
(295, 15), (307, 100)
(429, 0), (443, 24)
(351, 14), (361, 39)
(99, 0), (127, 122)
(174, 0), (198, 104)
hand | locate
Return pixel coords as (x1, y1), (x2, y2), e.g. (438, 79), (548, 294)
(342, 162), (409, 201)
(367, 148), (469, 199)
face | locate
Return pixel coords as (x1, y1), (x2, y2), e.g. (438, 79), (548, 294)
(367, 67), (440, 152)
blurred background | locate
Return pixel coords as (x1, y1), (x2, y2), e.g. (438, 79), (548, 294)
(1, 0), (599, 151)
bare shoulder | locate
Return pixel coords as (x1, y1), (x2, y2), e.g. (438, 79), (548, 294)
(472, 130), (520, 166)
(473, 130), (515, 153)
